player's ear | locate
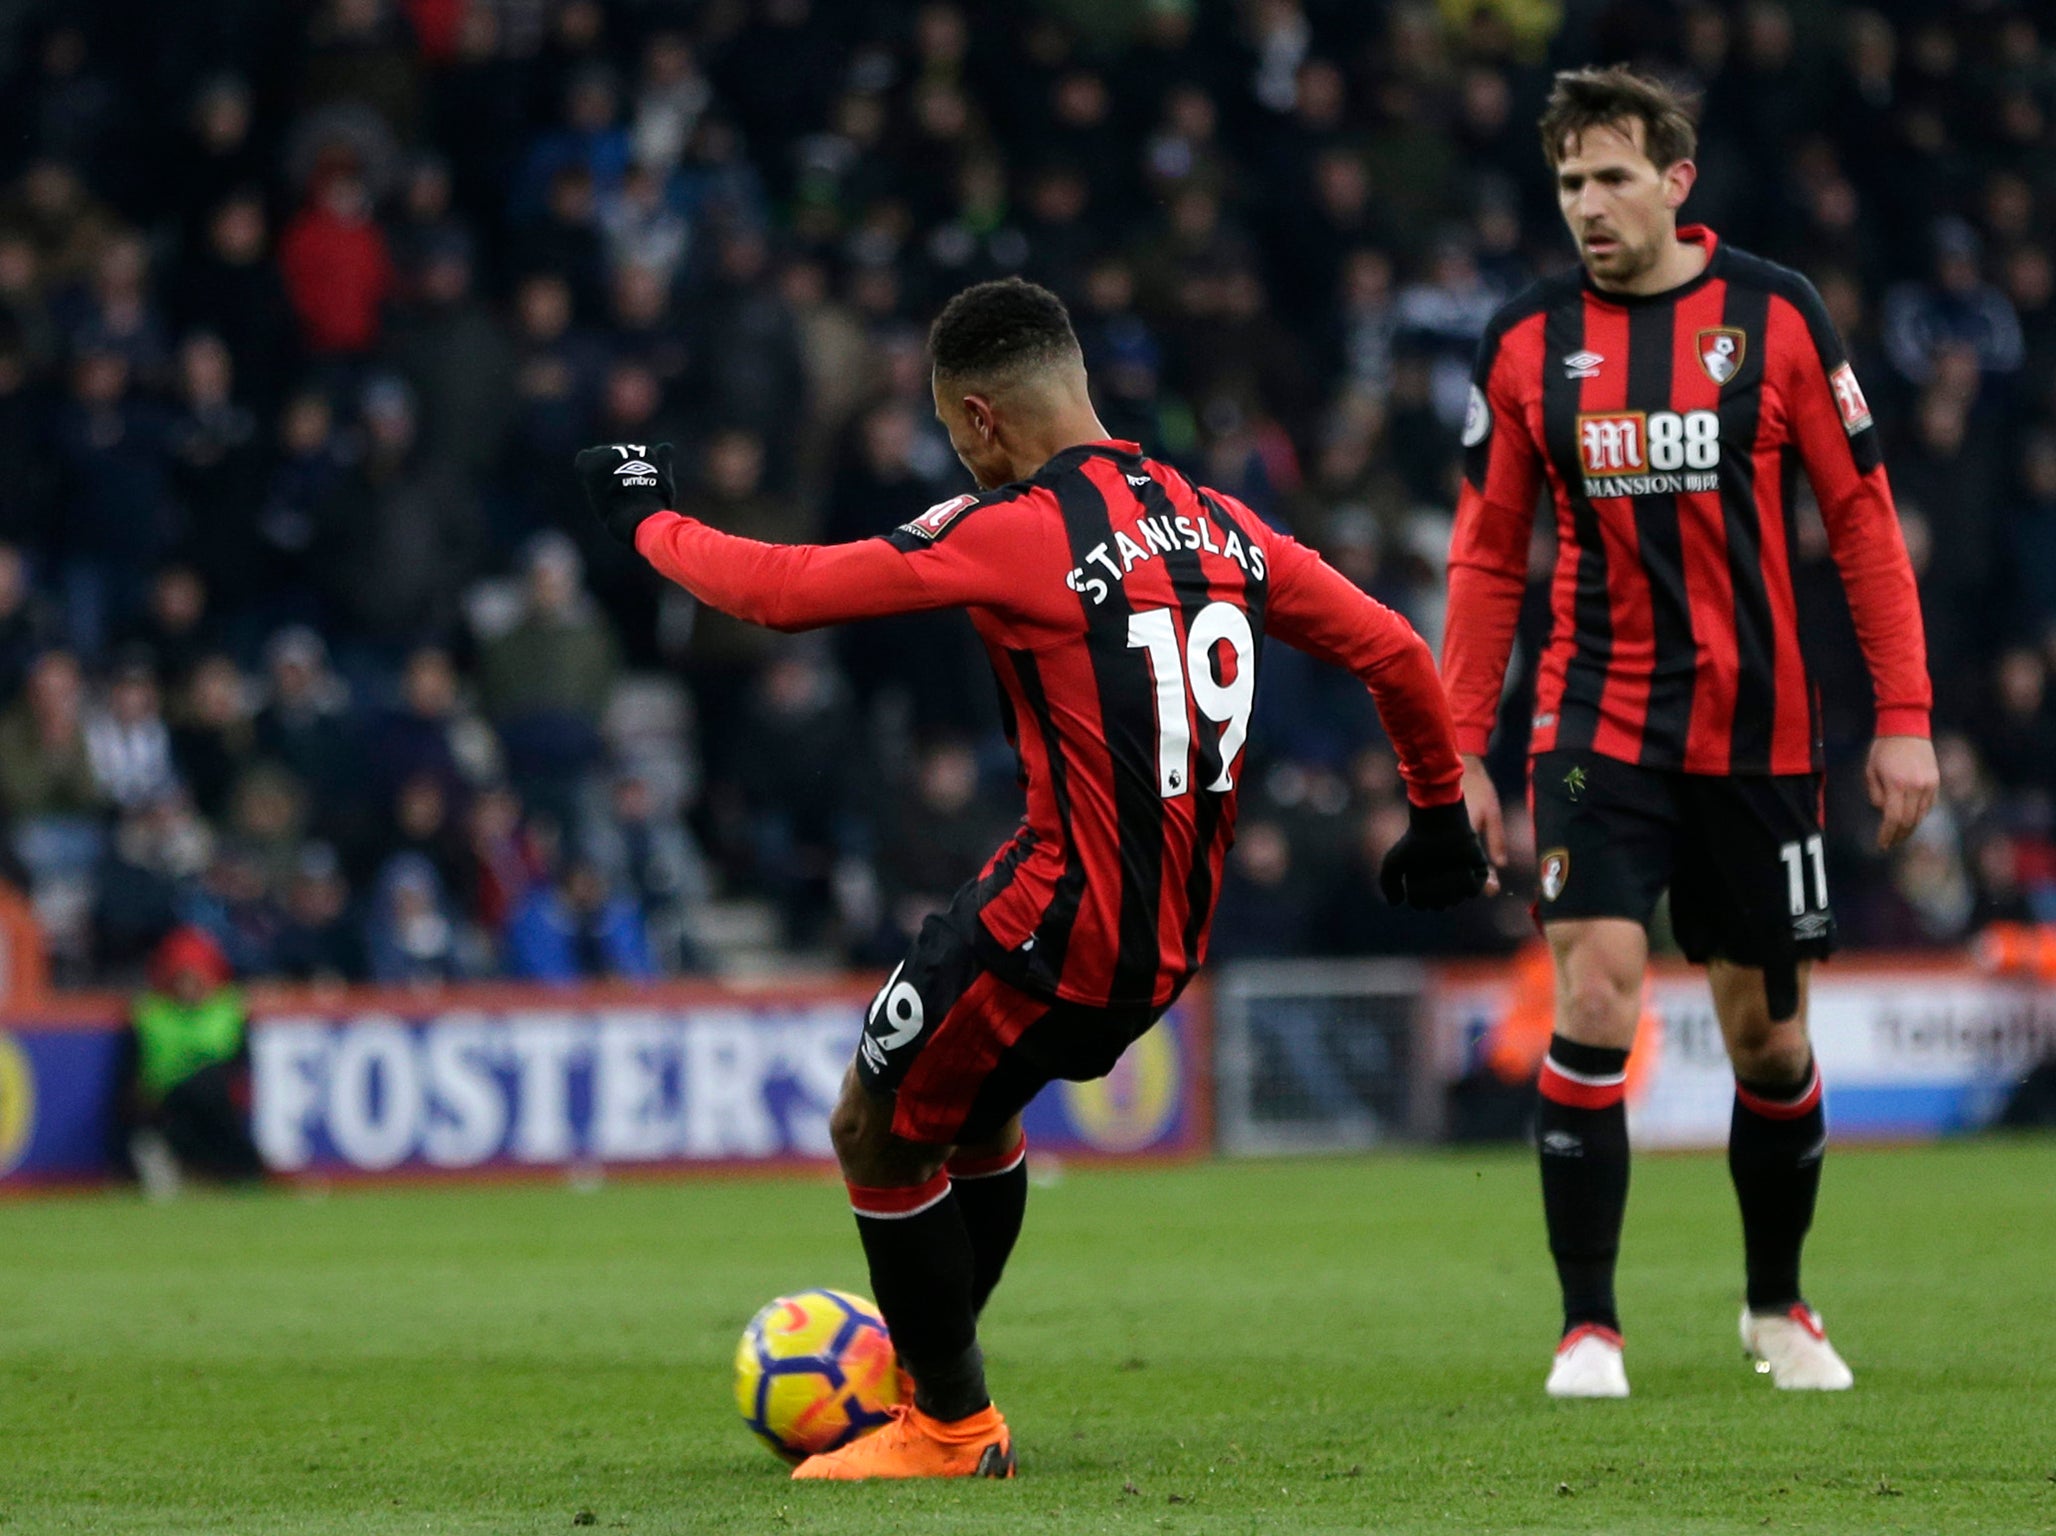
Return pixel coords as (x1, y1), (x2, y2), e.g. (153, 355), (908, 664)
(1662, 157), (1697, 211)
(964, 394), (998, 441)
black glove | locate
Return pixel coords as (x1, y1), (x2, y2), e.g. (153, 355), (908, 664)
(575, 442), (676, 546)
(1379, 799), (1490, 911)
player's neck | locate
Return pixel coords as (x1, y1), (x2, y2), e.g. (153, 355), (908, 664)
(1007, 409), (1116, 481)
(1591, 228), (1709, 298)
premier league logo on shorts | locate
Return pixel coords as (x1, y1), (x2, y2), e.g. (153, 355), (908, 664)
(1539, 848), (1570, 903)
(1697, 327), (1746, 385)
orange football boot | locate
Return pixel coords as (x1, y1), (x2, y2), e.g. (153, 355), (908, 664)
(790, 1401), (1015, 1481)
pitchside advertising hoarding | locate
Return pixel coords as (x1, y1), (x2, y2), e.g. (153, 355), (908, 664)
(1431, 958), (2056, 1146)
(0, 983), (1208, 1187)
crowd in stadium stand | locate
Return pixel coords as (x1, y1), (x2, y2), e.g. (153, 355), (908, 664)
(0, 0), (2051, 986)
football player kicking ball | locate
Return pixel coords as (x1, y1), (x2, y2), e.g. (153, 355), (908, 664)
(578, 278), (1488, 1478)
(1443, 66), (1939, 1397)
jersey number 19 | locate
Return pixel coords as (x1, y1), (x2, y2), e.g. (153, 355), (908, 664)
(1127, 602), (1256, 799)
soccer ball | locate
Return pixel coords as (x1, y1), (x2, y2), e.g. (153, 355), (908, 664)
(734, 1289), (902, 1463)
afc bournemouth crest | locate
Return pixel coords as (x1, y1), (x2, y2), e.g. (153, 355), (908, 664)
(1696, 327), (1746, 385)
(1539, 848), (1571, 903)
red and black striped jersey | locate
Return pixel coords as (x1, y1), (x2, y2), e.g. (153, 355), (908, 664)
(634, 439), (1465, 1010)
(1444, 225), (1931, 776)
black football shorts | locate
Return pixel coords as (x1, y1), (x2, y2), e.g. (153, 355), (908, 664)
(1528, 748), (1837, 969)
(854, 893), (1162, 1146)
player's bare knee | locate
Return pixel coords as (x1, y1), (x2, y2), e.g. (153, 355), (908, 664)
(1559, 973), (1639, 1046)
(1711, 961), (1812, 1081)
(1552, 953), (1642, 1048)
(1727, 1022), (1811, 1085)
(1546, 921), (1646, 1048)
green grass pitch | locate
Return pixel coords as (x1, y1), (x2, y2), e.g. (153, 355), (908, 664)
(3, 1140), (2053, 1534)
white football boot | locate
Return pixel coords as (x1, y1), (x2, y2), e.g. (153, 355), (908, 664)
(1740, 1304), (1854, 1390)
(1545, 1324), (1630, 1398)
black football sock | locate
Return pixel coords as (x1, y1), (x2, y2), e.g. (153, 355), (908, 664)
(849, 1172), (990, 1422)
(1537, 1035), (1631, 1336)
(947, 1134), (1029, 1317)
(1728, 1057), (1825, 1314)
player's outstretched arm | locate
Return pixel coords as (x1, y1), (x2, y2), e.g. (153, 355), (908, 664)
(574, 442), (947, 631)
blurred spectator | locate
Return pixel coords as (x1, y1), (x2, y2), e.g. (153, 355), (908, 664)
(164, 78), (265, 238)
(503, 855), (654, 982)
(168, 655), (256, 821)
(512, 166), (607, 314)
(1974, 649), (2056, 806)
(686, 233), (805, 463)
(54, 349), (177, 650)
(518, 68), (632, 224)
(252, 626), (367, 848)
(117, 926), (261, 1193)
(94, 790), (211, 969)
(0, 649), (101, 820)
(476, 534), (620, 830)
(369, 644), (497, 805)
(0, 159), (120, 289)
(2008, 430), (2056, 644)
(671, 429), (804, 709)
(255, 390), (356, 619)
(1883, 219), (2025, 386)
(878, 738), (1014, 946)
(312, 375), (481, 649)
(0, 545), (59, 700)
(302, 0), (425, 139)
(632, 31), (712, 172)
(458, 783), (545, 937)
(585, 771), (708, 972)
(60, 235), (170, 385)
(172, 192), (297, 406)
(1209, 819), (1319, 960)
(84, 652), (179, 812)
(0, 310), (58, 546)
(1394, 234), (1505, 434)
(165, 337), (267, 611)
(279, 168), (394, 356)
(715, 645), (873, 948)
(270, 841), (364, 982)
(122, 566), (220, 696)
(364, 850), (467, 984)
(387, 237), (516, 477)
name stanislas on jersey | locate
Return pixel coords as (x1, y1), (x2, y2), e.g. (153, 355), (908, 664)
(1461, 318), (1877, 503)
(895, 487), (1269, 607)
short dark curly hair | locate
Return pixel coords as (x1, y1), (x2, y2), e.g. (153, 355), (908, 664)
(929, 277), (1081, 384)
